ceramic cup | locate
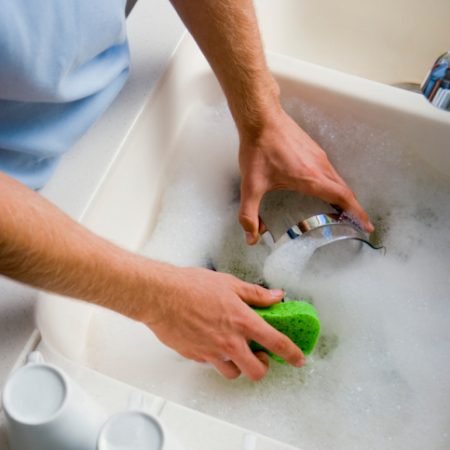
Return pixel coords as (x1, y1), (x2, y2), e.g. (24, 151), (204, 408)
(97, 393), (182, 450)
(2, 352), (106, 450)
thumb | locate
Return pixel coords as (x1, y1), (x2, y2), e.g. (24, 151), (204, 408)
(239, 180), (264, 245)
(236, 281), (284, 307)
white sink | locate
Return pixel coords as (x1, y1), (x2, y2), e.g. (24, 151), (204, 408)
(36, 34), (450, 449)
(255, 0), (450, 85)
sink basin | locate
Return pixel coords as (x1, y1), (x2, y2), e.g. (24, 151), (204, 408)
(254, 0), (450, 85)
(36, 34), (450, 449)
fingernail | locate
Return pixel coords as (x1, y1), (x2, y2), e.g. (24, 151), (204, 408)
(295, 358), (305, 368)
(363, 222), (374, 233)
(245, 232), (255, 245)
(270, 289), (284, 299)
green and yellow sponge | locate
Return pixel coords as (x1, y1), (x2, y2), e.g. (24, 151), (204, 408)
(250, 301), (320, 364)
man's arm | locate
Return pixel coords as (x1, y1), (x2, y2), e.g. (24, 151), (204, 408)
(170, 0), (373, 244)
(0, 172), (304, 379)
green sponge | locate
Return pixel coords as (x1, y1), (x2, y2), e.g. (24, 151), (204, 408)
(250, 301), (320, 364)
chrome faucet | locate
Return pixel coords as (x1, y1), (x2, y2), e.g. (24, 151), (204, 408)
(421, 51), (450, 111)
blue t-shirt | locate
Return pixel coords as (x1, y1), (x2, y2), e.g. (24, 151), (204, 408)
(0, 0), (130, 189)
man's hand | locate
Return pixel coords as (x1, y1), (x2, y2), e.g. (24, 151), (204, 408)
(239, 108), (374, 245)
(143, 267), (304, 380)
(0, 173), (303, 381)
(169, 0), (374, 245)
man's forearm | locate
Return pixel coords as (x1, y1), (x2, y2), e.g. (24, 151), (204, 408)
(0, 173), (305, 380)
(170, 0), (280, 135)
(0, 172), (167, 322)
(171, 0), (374, 237)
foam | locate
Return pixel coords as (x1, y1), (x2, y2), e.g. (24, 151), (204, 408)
(141, 99), (450, 449)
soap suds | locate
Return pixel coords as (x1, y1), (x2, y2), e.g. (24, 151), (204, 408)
(141, 99), (450, 450)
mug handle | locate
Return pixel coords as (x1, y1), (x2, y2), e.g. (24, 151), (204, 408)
(128, 391), (145, 411)
(26, 351), (44, 364)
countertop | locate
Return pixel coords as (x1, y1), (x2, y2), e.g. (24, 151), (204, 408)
(0, 0), (185, 394)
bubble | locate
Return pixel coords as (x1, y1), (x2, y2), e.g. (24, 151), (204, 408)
(141, 99), (450, 450)
(263, 237), (319, 297)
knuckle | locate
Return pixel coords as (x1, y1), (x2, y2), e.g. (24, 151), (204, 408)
(249, 283), (264, 300)
(193, 357), (206, 363)
(234, 315), (251, 335)
(223, 272), (238, 286)
(315, 149), (328, 163)
(342, 186), (356, 201)
(239, 211), (254, 229)
(222, 339), (240, 356)
(332, 186), (349, 205)
(179, 350), (197, 361)
(305, 177), (322, 195)
(271, 335), (291, 356)
(219, 273), (240, 293)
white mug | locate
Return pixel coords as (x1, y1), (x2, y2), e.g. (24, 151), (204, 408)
(2, 352), (106, 450)
(97, 392), (182, 450)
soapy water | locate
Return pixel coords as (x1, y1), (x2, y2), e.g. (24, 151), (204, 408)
(142, 99), (450, 449)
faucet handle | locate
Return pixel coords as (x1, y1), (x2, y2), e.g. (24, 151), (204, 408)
(421, 51), (450, 111)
